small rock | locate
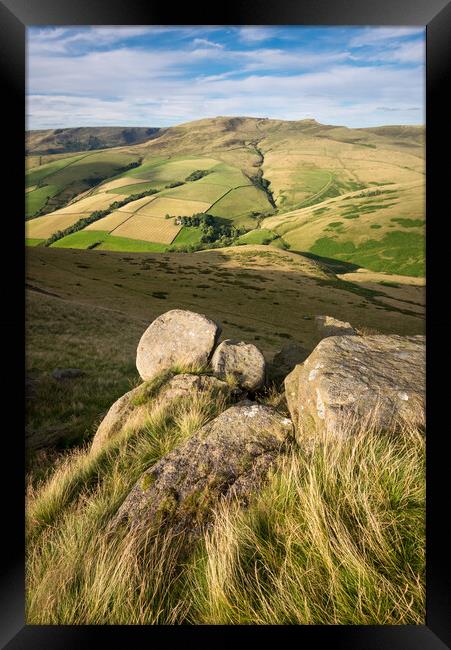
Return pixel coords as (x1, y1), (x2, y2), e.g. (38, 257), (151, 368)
(111, 401), (293, 536)
(136, 310), (221, 382)
(285, 334), (425, 440)
(211, 339), (266, 391)
(315, 315), (357, 338)
(52, 368), (84, 380)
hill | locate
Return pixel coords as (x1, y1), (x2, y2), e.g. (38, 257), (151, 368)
(25, 116), (425, 276)
(26, 126), (161, 155)
(26, 244), (424, 455)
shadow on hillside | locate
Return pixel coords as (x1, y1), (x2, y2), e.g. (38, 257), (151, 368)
(296, 250), (361, 275)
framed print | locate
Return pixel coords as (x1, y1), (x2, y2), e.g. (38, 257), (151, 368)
(1, 0), (450, 646)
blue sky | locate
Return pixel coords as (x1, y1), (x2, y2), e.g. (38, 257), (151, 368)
(26, 26), (425, 130)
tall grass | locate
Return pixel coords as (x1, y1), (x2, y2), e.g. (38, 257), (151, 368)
(26, 383), (425, 625)
(186, 422), (425, 624)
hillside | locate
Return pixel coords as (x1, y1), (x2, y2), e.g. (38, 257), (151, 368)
(26, 244), (424, 456)
(26, 126), (160, 155)
(25, 117), (425, 276)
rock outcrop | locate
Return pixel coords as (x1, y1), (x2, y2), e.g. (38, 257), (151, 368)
(136, 309), (221, 381)
(285, 334), (425, 440)
(211, 339), (266, 391)
(92, 373), (230, 453)
(315, 315), (357, 338)
(111, 402), (293, 536)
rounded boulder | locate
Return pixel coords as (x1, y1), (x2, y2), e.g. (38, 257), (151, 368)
(211, 339), (266, 391)
(136, 310), (221, 381)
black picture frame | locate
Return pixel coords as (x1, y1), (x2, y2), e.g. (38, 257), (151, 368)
(2, 0), (450, 647)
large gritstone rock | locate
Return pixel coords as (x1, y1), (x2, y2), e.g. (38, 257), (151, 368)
(285, 334), (425, 440)
(111, 402), (293, 537)
(136, 310), (221, 381)
(211, 339), (266, 391)
(91, 373), (230, 453)
(315, 315), (357, 338)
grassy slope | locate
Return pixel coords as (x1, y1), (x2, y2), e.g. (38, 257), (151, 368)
(26, 369), (425, 625)
(26, 126), (159, 155)
(26, 244), (424, 460)
(25, 117), (425, 274)
(25, 149), (142, 217)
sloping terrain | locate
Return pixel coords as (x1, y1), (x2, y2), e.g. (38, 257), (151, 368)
(26, 126), (160, 155)
(25, 116), (425, 275)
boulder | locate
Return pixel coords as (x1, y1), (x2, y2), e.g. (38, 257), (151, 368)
(91, 384), (148, 454)
(269, 342), (309, 385)
(315, 315), (357, 338)
(91, 373), (230, 453)
(136, 310), (221, 381)
(285, 334), (425, 440)
(111, 401), (293, 536)
(211, 339), (266, 391)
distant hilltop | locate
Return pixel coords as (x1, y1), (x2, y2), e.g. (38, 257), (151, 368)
(26, 126), (161, 155)
(26, 117), (424, 155)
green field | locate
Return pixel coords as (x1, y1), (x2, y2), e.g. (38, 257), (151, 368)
(310, 230), (425, 277)
(25, 238), (45, 247)
(98, 235), (168, 252)
(50, 231), (109, 249)
(209, 185), (272, 224)
(170, 226), (204, 248)
(237, 228), (277, 245)
(25, 150), (142, 217)
(26, 184), (62, 217)
(105, 182), (161, 195)
(25, 117), (425, 273)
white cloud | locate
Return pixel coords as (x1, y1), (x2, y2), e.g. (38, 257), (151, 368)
(192, 38), (223, 49)
(26, 26), (425, 129)
(27, 63), (424, 129)
(350, 27), (424, 48)
(237, 27), (278, 43)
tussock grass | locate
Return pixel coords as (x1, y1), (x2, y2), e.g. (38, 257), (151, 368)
(26, 383), (425, 625)
(186, 422), (425, 624)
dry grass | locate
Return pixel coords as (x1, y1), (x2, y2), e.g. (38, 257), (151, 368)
(186, 420), (425, 624)
(26, 382), (425, 625)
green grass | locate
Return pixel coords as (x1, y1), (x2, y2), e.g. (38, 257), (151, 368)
(106, 182), (161, 195)
(26, 184), (61, 217)
(26, 238), (45, 247)
(26, 387), (425, 624)
(209, 186), (272, 222)
(310, 231), (425, 277)
(237, 229), (277, 245)
(98, 235), (168, 252)
(390, 218), (424, 228)
(170, 227), (204, 247)
(50, 231), (109, 249)
(25, 153), (87, 187)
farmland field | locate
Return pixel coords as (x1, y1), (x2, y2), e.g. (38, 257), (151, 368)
(24, 117), (425, 275)
(26, 212), (90, 239)
(135, 196), (211, 218)
(209, 185), (273, 223)
(110, 215), (181, 244)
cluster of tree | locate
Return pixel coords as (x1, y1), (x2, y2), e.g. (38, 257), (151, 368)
(184, 169), (210, 182)
(170, 212), (246, 247)
(44, 187), (158, 246)
(165, 181), (185, 189)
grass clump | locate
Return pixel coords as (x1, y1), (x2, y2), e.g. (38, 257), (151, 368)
(27, 392), (425, 625)
(186, 423), (425, 625)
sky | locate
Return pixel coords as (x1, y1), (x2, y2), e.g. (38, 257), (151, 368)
(26, 25), (425, 130)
